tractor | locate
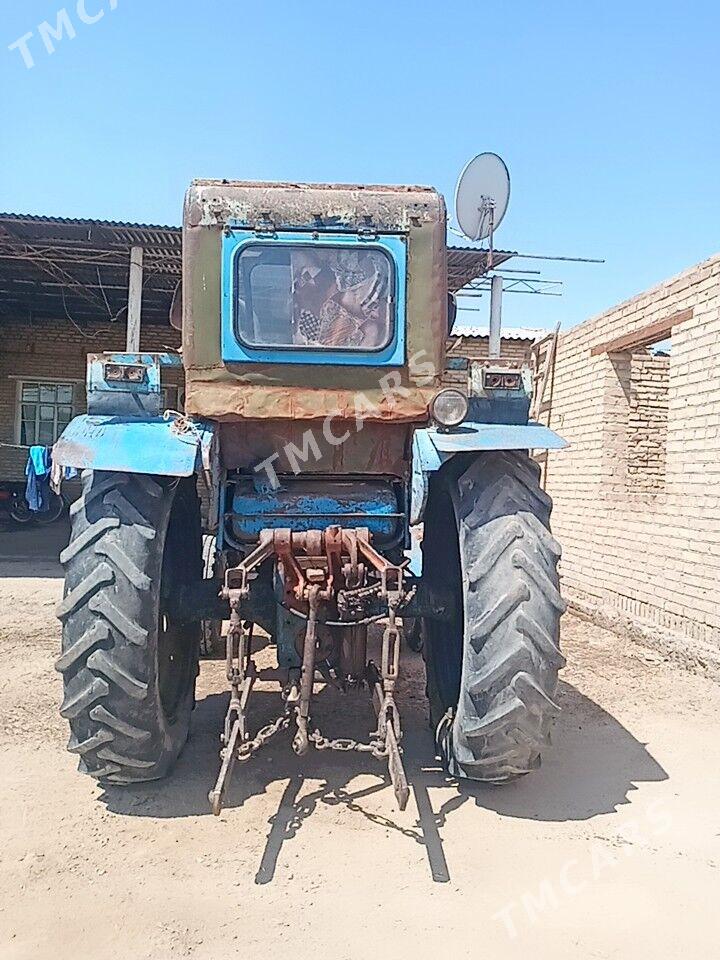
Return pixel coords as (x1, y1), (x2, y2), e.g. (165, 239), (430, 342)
(54, 178), (567, 813)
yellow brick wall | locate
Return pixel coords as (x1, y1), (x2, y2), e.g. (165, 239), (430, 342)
(445, 335), (534, 362)
(627, 353), (669, 490)
(544, 255), (720, 665)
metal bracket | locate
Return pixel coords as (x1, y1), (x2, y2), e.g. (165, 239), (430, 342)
(209, 524), (411, 814)
(253, 214), (276, 235)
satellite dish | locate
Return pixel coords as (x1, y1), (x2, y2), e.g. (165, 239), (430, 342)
(454, 152), (511, 242)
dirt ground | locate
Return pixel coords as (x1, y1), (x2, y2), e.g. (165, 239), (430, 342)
(1, 522), (719, 960)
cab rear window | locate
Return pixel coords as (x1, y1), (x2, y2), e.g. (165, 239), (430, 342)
(234, 244), (394, 352)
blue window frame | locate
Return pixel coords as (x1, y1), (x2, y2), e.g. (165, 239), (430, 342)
(221, 230), (407, 366)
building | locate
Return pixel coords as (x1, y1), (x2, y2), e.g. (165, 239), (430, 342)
(446, 321), (544, 363)
(0, 213), (184, 481)
(542, 255), (720, 672)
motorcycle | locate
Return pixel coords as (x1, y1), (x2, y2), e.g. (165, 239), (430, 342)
(0, 482), (66, 525)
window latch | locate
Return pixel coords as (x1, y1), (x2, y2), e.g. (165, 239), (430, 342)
(357, 216), (377, 241)
(253, 213), (276, 235)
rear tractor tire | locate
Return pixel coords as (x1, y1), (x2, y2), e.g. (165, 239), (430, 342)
(422, 451), (566, 782)
(56, 471), (202, 784)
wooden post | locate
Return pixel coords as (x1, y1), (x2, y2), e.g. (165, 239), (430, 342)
(126, 245), (144, 352)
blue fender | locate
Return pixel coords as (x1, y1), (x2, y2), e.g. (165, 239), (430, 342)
(410, 422), (567, 525)
(53, 415), (215, 478)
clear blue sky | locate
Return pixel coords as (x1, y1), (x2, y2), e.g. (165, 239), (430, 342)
(2, 0), (719, 331)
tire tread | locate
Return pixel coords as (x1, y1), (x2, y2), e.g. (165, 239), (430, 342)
(58, 471), (199, 784)
(438, 451), (565, 782)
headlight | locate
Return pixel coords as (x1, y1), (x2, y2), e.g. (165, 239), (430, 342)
(430, 389), (468, 428)
(482, 369), (522, 391)
(104, 363), (146, 383)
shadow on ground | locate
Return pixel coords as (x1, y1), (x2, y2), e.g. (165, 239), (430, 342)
(99, 665), (668, 884)
(0, 518), (68, 578)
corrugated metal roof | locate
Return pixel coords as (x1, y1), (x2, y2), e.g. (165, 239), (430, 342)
(0, 212), (182, 325)
(0, 210), (180, 234)
(0, 212), (509, 326)
(446, 246), (515, 292)
(450, 323), (546, 341)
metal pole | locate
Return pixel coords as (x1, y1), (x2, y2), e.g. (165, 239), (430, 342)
(126, 245), (143, 352)
(510, 252), (605, 263)
(489, 274), (502, 358)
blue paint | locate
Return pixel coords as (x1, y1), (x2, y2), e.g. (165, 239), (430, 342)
(410, 429), (442, 524)
(87, 355), (162, 417)
(466, 395), (531, 425)
(101, 352), (183, 368)
(465, 366), (533, 424)
(410, 421), (567, 527)
(221, 230), (407, 367)
(53, 415), (214, 478)
(446, 356), (469, 371)
(429, 422), (567, 454)
(85, 353), (183, 418)
(275, 604), (303, 670)
(229, 479), (400, 541)
(404, 534), (423, 578)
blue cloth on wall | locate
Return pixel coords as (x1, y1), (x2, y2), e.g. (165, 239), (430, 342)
(25, 445), (52, 512)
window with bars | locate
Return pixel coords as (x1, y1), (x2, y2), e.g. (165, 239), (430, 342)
(18, 382), (75, 446)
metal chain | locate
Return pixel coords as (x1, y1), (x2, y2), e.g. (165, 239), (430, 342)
(236, 710), (292, 761)
(309, 727), (389, 759)
(235, 716), (391, 761)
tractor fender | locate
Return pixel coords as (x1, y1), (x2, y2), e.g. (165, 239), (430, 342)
(410, 422), (566, 525)
(53, 414), (215, 478)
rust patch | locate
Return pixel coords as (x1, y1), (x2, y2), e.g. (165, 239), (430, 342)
(219, 420), (410, 476)
(186, 381), (434, 424)
(53, 438), (95, 469)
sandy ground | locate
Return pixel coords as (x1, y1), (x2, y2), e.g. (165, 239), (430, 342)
(1, 522), (719, 960)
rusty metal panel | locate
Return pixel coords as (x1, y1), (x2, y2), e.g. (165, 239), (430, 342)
(228, 477), (402, 542)
(53, 415), (214, 477)
(182, 221), (222, 370)
(185, 180), (443, 232)
(187, 381), (435, 424)
(219, 419), (411, 476)
(182, 180), (448, 424)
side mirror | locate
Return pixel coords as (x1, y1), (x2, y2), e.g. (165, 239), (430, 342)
(169, 281), (182, 331)
(447, 293), (457, 335)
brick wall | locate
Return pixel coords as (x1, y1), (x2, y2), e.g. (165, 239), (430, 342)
(446, 334), (534, 363)
(544, 255), (720, 670)
(443, 335), (535, 385)
(627, 353), (669, 490)
(0, 317), (182, 446)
